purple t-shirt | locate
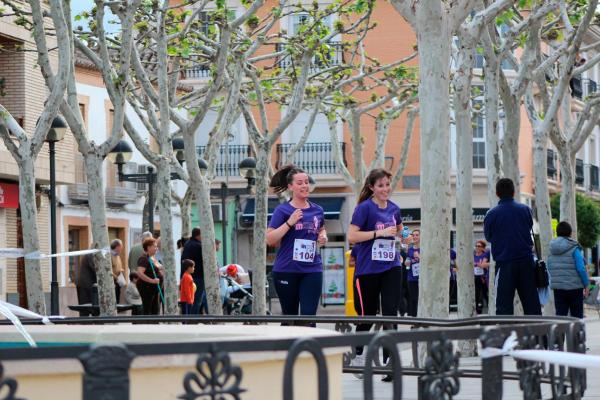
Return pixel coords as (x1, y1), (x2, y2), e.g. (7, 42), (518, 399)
(450, 249), (457, 280)
(350, 199), (402, 276)
(269, 201), (325, 273)
(406, 246), (420, 281)
(474, 250), (490, 281)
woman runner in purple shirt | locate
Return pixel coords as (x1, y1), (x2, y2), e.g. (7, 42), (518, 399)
(347, 169), (403, 377)
(266, 165), (327, 317)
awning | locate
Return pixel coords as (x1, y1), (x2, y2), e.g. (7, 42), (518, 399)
(0, 182), (18, 209)
(241, 197), (345, 224)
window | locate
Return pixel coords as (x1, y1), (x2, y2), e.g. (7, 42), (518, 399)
(472, 99), (486, 169)
(290, 13), (332, 36)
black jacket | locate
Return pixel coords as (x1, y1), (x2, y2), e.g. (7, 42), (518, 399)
(76, 253), (97, 289)
(181, 237), (204, 283)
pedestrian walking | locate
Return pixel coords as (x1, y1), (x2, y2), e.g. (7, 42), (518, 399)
(266, 165), (327, 318)
(547, 221), (590, 318)
(347, 169), (403, 378)
(136, 238), (164, 315)
(473, 240), (490, 314)
(110, 239), (125, 304)
(484, 178), (541, 315)
(74, 251), (97, 316)
(128, 231), (153, 280)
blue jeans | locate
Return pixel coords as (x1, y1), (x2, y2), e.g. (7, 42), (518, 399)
(273, 271), (322, 316)
(191, 278), (208, 314)
(554, 288), (584, 318)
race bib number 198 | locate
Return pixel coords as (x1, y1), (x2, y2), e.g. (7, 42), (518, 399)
(293, 239), (316, 262)
(371, 239), (396, 261)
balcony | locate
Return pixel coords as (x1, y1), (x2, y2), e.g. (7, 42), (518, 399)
(276, 42), (344, 73)
(570, 76), (598, 100)
(576, 158), (584, 185)
(105, 186), (137, 206)
(196, 144), (253, 177)
(184, 65), (211, 80)
(547, 149), (557, 180)
(275, 142), (347, 175)
(590, 165), (599, 191)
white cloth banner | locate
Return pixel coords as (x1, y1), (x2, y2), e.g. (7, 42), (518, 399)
(0, 247), (110, 260)
(480, 331), (600, 369)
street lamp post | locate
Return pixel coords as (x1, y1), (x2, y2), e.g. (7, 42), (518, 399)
(45, 116), (67, 316)
(108, 139), (186, 235)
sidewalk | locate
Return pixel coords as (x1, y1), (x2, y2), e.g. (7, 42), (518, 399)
(342, 310), (600, 399)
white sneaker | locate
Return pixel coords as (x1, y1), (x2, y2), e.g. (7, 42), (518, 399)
(351, 353), (365, 379)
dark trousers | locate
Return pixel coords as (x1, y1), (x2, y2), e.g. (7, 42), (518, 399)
(449, 278), (457, 309)
(475, 277), (488, 314)
(496, 259), (542, 315)
(273, 271), (322, 316)
(407, 280), (419, 317)
(114, 281), (121, 304)
(353, 268), (402, 356)
(181, 302), (193, 315)
(138, 284), (160, 315)
(191, 278), (207, 314)
(131, 305), (143, 315)
(76, 286), (94, 317)
(554, 289), (584, 319)
(398, 266), (410, 316)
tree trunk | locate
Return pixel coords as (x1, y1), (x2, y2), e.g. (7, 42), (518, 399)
(180, 194), (192, 239)
(251, 143), (270, 315)
(557, 148), (577, 231)
(453, 39), (476, 355)
(415, 8), (452, 319)
(484, 59), (502, 316)
(501, 95), (521, 196)
(84, 154), (116, 316)
(155, 158), (178, 314)
(18, 157), (46, 314)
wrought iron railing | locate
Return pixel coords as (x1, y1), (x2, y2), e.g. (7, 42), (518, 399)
(196, 144), (253, 177)
(0, 315), (586, 400)
(275, 42), (344, 73)
(275, 142), (347, 175)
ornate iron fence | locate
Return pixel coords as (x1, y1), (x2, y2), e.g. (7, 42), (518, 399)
(0, 315), (586, 400)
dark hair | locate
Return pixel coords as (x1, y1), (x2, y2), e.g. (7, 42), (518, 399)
(191, 227), (201, 239)
(182, 259), (195, 271)
(358, 169), (392, 203)
(556, 221), (572, 237)
(476, 240), (486, 248)
(142, 238), (157, 251)
(110, 239), (122, 250)
(129, 272), (138, 281)
(269, 164), (308, 195)
(496, 178), (515, 198)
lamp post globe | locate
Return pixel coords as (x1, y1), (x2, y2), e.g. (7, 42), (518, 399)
(107, 140), (134, 166)
(172, 137), (185, 164)
(45, 115), (67, 143)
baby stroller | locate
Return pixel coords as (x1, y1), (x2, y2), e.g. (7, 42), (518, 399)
(220, 264), (253, 315)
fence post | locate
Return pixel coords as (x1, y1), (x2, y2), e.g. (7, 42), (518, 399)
(480, 328), (504, 400)
(79, 344), (134, 400)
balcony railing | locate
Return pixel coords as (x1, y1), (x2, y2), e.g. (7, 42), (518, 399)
(547, 149), (557, 179)
(276, 142), (346, 175)
(196, 144), (253, 177)
(570, 76), (598, 99)
(576, 158), (584, 185)
(184, 64), (211, 80)
(590, 165), (599, 191)
(276, 42), (344, 73)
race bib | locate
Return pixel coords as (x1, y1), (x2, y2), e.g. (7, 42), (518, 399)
(293, 239), (316, 262)
(411, 262), (420, 277)
(371, 239), (396, 261)
(474, 267), (484, 276)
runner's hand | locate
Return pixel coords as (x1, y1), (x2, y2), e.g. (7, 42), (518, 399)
(318, 232), (328, 246)
(287, 209), (303, 226)
(381, 226), (397, 237)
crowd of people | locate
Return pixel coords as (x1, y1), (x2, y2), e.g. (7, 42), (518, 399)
(73, 168), (591, 329)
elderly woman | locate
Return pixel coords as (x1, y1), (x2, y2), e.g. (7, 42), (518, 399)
(136, 238), (164, 315)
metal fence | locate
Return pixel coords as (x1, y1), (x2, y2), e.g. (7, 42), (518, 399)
(0, 315), (586, 400)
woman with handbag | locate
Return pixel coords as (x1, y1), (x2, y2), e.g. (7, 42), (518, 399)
(547, 221), (590, 318)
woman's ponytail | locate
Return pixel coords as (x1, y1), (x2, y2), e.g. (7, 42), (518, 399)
(269, 164), (306, 194)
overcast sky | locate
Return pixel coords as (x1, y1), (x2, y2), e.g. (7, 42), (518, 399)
(70, 1), (119, 34)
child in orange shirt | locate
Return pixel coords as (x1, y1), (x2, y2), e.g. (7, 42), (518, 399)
(180, 259), (196, 315)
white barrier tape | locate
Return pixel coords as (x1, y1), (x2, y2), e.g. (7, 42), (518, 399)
(0, 302), (37, 347)
(0, 301), (56, 325)
(480, 331), (600, 369)
(0, 247), (110, 260)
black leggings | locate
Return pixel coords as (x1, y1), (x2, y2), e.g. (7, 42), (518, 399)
(407, 280), (419, 317)
(475, 277), (488, 314)
(354, 268), (402, 355)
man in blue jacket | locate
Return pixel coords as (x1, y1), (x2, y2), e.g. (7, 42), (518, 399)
(484, 178), (541, 315)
